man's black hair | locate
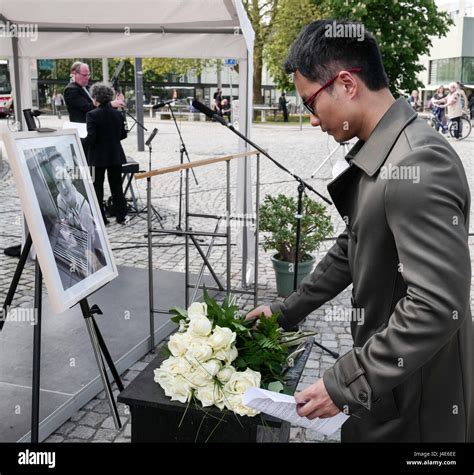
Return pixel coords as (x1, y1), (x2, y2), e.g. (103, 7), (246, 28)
(284, 20), (389, 91)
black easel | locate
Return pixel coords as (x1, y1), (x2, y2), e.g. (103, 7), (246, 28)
(2, 234), (123, 440)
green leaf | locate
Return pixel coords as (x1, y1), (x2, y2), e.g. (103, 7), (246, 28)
(267, 381), (285, 393)
(169, 307), (188, 325)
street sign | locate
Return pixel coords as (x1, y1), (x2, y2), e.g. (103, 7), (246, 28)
(38, 59), (54, 71)
(224, 58), (237, 66)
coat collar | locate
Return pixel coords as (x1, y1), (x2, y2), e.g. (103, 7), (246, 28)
(346, 97), (418, 177)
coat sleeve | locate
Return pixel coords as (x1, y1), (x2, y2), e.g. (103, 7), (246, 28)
(84, 112), (97, 148)
(120, 114), (128, 141)
(271, 232), (352, 330)
(323, 148), (471, 414)
(64, 86), (95, 114)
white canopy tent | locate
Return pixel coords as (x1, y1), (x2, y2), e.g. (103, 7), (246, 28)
(0, 0), (254, 135)
(0, 0), (256, 285)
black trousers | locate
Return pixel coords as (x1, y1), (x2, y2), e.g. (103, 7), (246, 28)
(93, 166), (127, 222)
(451, 117), (460, 138)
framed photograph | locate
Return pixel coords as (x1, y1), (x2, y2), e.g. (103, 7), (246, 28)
(3, 129), (118, 314)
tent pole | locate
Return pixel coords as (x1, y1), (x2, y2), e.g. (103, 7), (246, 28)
(135, 58), (145, 152)
(11, 36), (23, 131)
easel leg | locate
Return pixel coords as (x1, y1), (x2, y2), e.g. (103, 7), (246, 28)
(91, 316), (124, 391)
(1, 234), (32, 332)
(80, 299), (122, 429)
(31, 260), (42, 443)
(90, 316), (125, 391)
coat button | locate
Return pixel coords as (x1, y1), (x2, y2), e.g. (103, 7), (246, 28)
(358, 390), (368, 403)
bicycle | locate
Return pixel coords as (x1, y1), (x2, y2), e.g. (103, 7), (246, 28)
(5, 107), (42, 132)
(426, 109), (472, 140)
(5, 108), (20, 132)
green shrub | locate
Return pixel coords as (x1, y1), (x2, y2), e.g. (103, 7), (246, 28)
(259, 193), (333, 262)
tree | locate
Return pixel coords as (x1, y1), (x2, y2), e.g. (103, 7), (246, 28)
(317, 0), (453, 94)
(264, 0), (322, 92)
(142, 58), (214, 80)
(243, 0), (279, 104)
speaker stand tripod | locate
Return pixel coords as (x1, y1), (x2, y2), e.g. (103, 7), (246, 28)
(311, 141), (351, 179)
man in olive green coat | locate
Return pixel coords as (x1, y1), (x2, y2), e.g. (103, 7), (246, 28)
(247, 20), (473, 442)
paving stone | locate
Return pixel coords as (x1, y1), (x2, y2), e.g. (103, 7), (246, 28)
(54, 421), (75, 436)
(101, 416), (116, 430)
(44, 434), (65, 443)
(80, 411), (108, 428)
(68, 425), (97, 440)
(83, 399), (101, 411)
(70, 410), (86, 423)
(114, 437), (132, 443)
(94, 429), (118, 441)
(304, 359), (320, 369)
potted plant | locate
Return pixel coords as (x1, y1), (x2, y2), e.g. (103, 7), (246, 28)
(259, 193), (333, 297)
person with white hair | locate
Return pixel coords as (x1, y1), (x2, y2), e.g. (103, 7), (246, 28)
(433, 82), (463, 139)
(84, 82), (128, 225)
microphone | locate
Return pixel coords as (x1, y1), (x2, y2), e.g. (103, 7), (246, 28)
(192, 100), (228, 126)
(145, 128), (158, 147)
(152, 99), (175, 110)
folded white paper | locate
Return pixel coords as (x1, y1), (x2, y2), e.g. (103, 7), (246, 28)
(63, 121), (87, 138)
(243, 387), (349, 435)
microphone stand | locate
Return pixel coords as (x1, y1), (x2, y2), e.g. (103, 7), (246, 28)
(143, 129), (164, 227)
(208, 113), (338, 359)
(125, 109), (147, 133)
(167, 104), (199, 230)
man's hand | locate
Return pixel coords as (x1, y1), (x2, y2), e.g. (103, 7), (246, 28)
(295, 378), (340, 419)
(111, 92), (126, 109)
(245, 305), (272, 321)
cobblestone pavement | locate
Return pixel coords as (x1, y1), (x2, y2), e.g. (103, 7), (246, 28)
(0, 115), (473, 443)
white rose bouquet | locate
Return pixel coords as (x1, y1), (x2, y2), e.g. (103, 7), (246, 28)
(154, 291), (314, 417)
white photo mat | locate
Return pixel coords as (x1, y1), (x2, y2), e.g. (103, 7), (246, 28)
(3, 128), (118, 314)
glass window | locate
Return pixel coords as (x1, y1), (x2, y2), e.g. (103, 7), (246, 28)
(429, 57), (474, 85)
(462, 57), (474, 84)
(429, 57), (462, 84)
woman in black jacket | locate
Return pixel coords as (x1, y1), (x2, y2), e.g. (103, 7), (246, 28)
(85, 82), (128, 224)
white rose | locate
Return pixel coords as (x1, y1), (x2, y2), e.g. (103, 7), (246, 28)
(168, 332), (191, 357)
(214, 345), (238, 364)
(167, 375), (193, 404)
(209, 326), (236, 351)
(187, 302), (208, 320)
(224, 368), (261, 395)
(154, 368), (175, 395)
(224, 394), (260, 417)
(216, 365), (236, 383)
(185, 341), (213, 364)
(160, 356), (191, 375)
(155, 370), (194, 404)
(200, 359), (222, 378)
(196, 383), (225, 409)
(187, 367), (213, 387)
(188, 315), (212, 337)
